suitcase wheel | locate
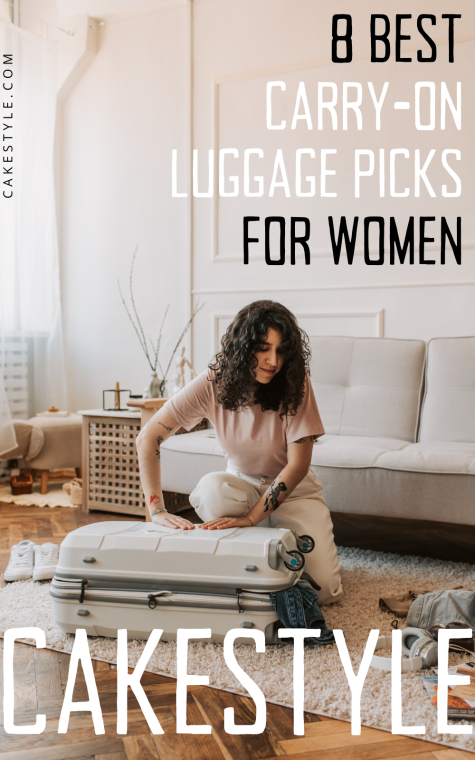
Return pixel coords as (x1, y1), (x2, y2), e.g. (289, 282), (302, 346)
(284, 550), (305, 571)
(298, 535), (315, 554)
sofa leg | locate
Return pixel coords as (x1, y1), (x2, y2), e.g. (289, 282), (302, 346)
(75, 467), (82, 479)
(40, 471), (49, 495)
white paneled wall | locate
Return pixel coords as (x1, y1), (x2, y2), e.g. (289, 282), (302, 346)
(190, 0), (475, 373)
(59, 3), (191, 412)
(28, 0), (475, 410)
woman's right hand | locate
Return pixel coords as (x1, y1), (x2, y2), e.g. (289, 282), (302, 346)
(151, 511), (195, 530)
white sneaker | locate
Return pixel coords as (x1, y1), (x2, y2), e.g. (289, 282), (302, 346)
(33, 542), (59, 581)
(4, 540), (36, 582)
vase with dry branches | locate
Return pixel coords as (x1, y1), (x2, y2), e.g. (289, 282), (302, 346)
(118, 247), (203, 398)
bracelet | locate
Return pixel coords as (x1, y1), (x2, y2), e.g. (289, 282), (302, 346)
(245, 515), (254, 526)
(151, 508), (167, 517)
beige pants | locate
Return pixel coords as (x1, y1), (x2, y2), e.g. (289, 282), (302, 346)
(189, 468), (343, 606)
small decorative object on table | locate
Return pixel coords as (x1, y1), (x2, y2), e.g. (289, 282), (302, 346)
(172, 347), (197, 394)
(118, 246), (204, 398)
(146, 371), (163, 400)
(10, 468), (33, 495)
(37, 406), (70, 418)
(102, 382), (131, 412)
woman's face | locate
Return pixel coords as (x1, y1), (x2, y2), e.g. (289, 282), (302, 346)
(253, 327), (284, 384)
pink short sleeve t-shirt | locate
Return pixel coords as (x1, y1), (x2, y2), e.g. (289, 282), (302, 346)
(163, 370), (325, 479)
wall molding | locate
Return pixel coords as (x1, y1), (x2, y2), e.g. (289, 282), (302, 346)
(194, 280), (475, 296)
(297, 310), (384, 338)
(211, 32), (475, 87)
(209, 33), (475, 263)
(57, 0), (189, 22)
(213, 310), (384, 351)
(211, 241), (475, 264)
(212, 313), (233, 353)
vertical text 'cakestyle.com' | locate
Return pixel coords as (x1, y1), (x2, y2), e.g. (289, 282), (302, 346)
(3, 53), (13, 198)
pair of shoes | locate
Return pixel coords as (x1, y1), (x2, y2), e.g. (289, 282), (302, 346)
(4, 540), (59, 582)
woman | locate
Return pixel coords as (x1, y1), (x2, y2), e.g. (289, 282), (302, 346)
(136, 300), (342, 605)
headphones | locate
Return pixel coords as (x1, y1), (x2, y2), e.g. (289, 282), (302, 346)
(372, 623), (475, 672)
(371, 628), (438, 672)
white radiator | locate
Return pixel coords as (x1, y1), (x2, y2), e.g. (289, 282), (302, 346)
(1, 336), (30, 420)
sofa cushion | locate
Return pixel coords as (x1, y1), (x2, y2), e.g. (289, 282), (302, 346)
(27, 414), (82, 470)
(310, 337), (426, 442)
(312, 464), (475, 525)
(160, 430), (475, 524)
(311, 434), (410, 469)
(418, 337), (475, 444)
(0, 420), (44, 461)
(378, 441), (475, 475)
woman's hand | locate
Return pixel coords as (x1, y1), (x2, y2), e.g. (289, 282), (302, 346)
(151, 511), (195, 530)
(199, 516), (252, 530)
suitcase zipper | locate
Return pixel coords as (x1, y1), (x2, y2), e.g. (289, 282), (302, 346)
(79, 579), (88, 604)
(52, 579), (273, 611)
(147, 591), (173, 609)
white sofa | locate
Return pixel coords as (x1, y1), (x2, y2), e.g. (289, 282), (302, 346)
(161, 336), (475, 527)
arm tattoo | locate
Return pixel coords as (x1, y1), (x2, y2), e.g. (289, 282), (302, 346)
(150, 494), (161, 506)
(263, 480), (288, 512)
(155, 436), (164, 458)
(158, 421), (172, 432)
(292, 437), (309, 444)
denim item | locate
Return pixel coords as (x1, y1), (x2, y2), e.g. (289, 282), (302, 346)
(407, 589), (475, 632)
(270, 580), (335, 646)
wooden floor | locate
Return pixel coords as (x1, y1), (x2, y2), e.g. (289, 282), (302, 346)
(0, 501), (473, 760)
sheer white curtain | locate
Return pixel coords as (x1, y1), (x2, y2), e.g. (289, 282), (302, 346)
(0, 20), (66, 456)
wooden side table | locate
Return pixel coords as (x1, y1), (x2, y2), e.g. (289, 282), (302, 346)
(79, 406), (208, 520)
(79, 409), (145, 517)
(126, 397), (168, 428)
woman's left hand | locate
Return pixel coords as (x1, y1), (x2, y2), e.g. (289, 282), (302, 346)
(199, 516), (252, 530)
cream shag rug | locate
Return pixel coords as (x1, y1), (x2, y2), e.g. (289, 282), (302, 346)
(0, 483), (79, 508)
(1, 546), (474, 754)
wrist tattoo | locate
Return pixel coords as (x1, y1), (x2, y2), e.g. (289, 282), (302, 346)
(155, 436), (164, 458)
(150, 494), (161, 506)
(263, 480), (287, 513)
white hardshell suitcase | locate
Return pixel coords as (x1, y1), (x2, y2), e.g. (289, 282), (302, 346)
(51, 521), (314, 644)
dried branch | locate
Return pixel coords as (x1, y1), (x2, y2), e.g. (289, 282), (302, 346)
(153, 305), (170, 375)
(161, 301), (205, 390)
(117, 278), (153, 371)
(128, 246), (152, 368)
(119, 247), (205, 392)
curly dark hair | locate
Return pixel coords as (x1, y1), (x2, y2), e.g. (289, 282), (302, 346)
(209, 300), (311, 417)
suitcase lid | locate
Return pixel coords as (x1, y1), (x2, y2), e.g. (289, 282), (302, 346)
(60, 520), (290, 546)
(56, 521), (303, 592)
